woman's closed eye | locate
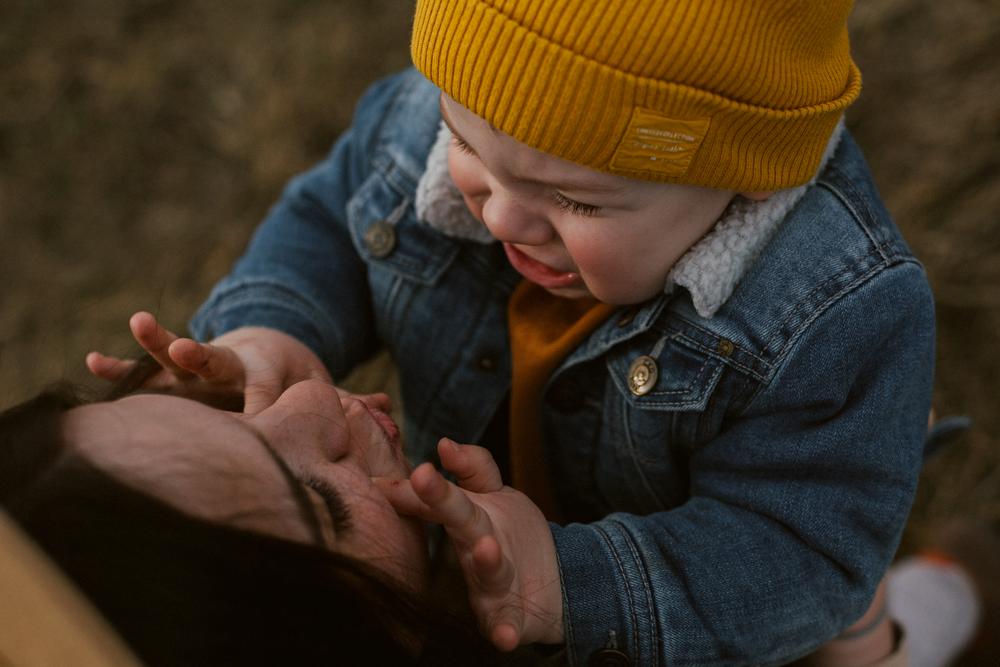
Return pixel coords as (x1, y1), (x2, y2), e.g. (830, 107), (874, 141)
(302, 476), (353, 534)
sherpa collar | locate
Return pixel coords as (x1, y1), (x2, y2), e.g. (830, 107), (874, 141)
(415, 120), (844, 318)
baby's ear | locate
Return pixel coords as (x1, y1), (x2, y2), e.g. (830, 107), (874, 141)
(739, 191), (775, 202)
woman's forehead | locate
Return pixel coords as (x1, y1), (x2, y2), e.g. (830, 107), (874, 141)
(61, 393), (318, 541)
(62, 393), (252, 465)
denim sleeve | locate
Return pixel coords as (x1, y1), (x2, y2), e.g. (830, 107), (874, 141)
(553, 262), (935, 666)
(189, 76), (401, 379)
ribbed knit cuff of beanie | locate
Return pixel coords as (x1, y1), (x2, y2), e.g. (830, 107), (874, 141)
(411, 0), (862, 191)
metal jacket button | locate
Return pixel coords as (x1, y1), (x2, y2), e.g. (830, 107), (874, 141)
(627, 355), (658, 396)
(588, 648), (631, 666)
(616, 307), (638, 327)
(476, 354), (498, 372)
(364, 220), (396, 258)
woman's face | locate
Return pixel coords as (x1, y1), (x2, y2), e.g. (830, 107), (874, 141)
(61, 379), (426, 590)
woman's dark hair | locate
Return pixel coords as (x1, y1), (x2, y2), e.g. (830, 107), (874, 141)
(0, 359), (500, 666)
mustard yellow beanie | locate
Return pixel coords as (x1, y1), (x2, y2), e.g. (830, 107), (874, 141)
(412, 0), (861, 191)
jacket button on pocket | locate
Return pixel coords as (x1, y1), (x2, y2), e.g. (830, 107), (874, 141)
(616, 307), (638, 327)
(716, 338), (734, 357)
(364, 220), (397, 258)
(588, 648), (631, 666)
(476, 355), (498, 372)
(627, 355), (658, 396)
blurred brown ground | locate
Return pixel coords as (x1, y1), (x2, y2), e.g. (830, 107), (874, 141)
(1, 0), (997, 555)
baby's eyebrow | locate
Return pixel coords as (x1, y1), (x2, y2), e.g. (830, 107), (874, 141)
(438, 95), (628, 196)
(438, 96), (480, 157)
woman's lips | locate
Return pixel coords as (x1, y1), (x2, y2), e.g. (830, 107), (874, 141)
(503, 243), (581, 289)
(364, 404), (400, 445)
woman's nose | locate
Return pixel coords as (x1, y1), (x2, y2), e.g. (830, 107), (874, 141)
(271, 378), (343, 415)
(480, 190), (552, 246)
(252, 379), (349, 459)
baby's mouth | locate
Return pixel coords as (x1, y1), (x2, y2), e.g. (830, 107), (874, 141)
(503, 243), (581, 289)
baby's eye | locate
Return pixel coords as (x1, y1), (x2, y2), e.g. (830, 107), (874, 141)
(451, 134), (477, 157)
(553, 191), (601, 217)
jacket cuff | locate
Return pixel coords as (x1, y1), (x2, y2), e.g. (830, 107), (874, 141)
(188, 277), (344, 376)
(552, 519), (661, 666)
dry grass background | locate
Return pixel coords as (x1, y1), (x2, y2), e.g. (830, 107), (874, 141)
(1, 0), (997, 558)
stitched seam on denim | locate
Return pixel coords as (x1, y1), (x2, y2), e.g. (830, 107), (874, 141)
(205, 279), (340, 335)
(656, 313), (772, 381)
(382, 272), (407, 342)
(815, 178), (889, 263)
(621, 398), (671, 511)
(746, 260), (897, 408)
(199, 280), (347, 362)
(671, 331), (768, 382)
(606, 343), (719, 407)
(348, 177), (458, 282)
(378, 151), (420, 197)
(571, 299), (672, 364)
(640, 364), (724, 410)
(553, 535), (578, 665)
(410, 275), (499, 431)
(368, 71), (426, 184)
(595, 523), (644, 663)
(758, 246), (886, 363)
(610, 519), (660, 665)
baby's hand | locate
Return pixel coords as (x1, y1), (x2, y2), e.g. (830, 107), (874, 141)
(378, 439), (564, 650)
(86, 311), (331, 413)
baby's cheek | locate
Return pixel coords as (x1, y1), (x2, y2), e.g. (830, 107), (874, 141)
(572, 240), (667, 304)
(567, 237), (629, 282)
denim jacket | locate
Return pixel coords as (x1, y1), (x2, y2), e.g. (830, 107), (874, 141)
(191, 69), (935, 666)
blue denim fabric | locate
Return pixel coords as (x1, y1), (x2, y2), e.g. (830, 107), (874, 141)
(191, 69), (935, 666)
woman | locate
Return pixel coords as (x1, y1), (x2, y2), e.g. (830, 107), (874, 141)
(1, 357), (500, 666)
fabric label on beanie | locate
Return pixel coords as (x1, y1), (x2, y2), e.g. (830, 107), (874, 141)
(610, 109), (709, 177)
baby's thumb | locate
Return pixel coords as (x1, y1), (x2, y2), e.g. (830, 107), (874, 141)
(438, 438), (504, 493)
(242, 377), (282, 414)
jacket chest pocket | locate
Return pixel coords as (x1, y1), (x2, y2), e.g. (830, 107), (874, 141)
(346, 164), (460, 337)
(596, 333), (727, 513)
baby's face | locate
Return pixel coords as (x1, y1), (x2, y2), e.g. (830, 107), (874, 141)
(441, 94), (738, 305)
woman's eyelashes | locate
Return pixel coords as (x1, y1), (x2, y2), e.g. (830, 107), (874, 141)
(302, 476), (353, 534)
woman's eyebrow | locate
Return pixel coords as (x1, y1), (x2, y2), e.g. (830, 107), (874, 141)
(239, 423), (331, 547)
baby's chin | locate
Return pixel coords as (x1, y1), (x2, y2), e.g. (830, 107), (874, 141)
(542, 283), (598, 301)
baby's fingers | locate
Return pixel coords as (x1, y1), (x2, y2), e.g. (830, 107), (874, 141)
(411, 463), (494, 546)
(85, 351), (136, 381)
(129, 312), (192, 378)
(372, 477), (430, 518)
(468, 539), (522, 652)
(242, 375), (283, 415)
(438, 438), (503, 493)
(168, 338), (244, 385)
